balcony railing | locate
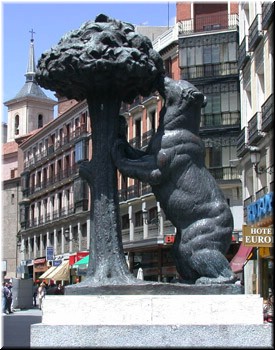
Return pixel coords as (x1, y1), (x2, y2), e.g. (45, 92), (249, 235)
(152, 14), (238, 53)
(24, 204), (75, 230)
(243, 195), (254, 223)
(28, 165), (78, 196)
(248, 112), (263, 145)
(208, 166), (240, 181)
(181, 62), (238, 80)
(24, 125), (89, 170)
(262, 2), (273, 30)
(261, 94), (274, 132)
(200, 112), (240, 129)
(238, 36), (250, 70)
(179, 13), (238, 35)
(118, 183), (153, 202)
(255, 186), (268, 200)
(248, 14), (263, 51)
(236, 127), (249, 158)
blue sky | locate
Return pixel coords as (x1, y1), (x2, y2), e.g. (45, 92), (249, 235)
(1, 1), (177, 123)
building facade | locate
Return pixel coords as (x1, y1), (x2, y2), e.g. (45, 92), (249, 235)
(236, 1), (273, 298)
(2, 36), (56, 280)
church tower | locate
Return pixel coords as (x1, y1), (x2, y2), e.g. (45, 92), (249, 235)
(4, 30), (56, 142)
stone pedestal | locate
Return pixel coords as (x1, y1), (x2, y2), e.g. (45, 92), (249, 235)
(31, 294), (273, 348)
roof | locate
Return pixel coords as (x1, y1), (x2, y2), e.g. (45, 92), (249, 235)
(2, 141), (18, 155)
(14, 81), (49, 99)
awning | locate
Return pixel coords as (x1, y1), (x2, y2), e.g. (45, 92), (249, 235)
(46, 260), (70, 281)
(72, 255), (89, 268)
(229, 244), (253, 273)
(39, 266), (57, 279)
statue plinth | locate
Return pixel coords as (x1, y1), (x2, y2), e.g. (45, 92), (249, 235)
(31, 293), (272, 348)
(64, 281), (244, 295)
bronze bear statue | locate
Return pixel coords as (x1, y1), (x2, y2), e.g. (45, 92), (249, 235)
(112, 76), (236, 284)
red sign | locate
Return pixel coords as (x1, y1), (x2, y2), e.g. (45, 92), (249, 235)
(34, 258), (46, 264)
(69, 251), (89, 265)
(165, 235), (175, 244)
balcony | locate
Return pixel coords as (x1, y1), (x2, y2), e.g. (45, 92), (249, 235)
(181, 62), (238, 81)
(118, 183), (153, 203)
(208, 166), (240, 182)
(179, 13), (238, 35)
(24, 204), (75, 230)
(23, 125), (89, 171)
(248, 112), (264, 145)
(200, 112), (240, 130)
(238, 36), (250, 70)
(248, 14), (263, 52)
(262, 2), (273, 30)
(236, 127), (249, 158)
(28, 165), (78, 196)
(243, 195), (254, 223)
(261, 94), (274, 132)
(152, 22), (181, 52)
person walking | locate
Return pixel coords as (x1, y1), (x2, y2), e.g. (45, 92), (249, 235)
(2, 282), (8, 315)
(37, 282), (46, 310)
(54, 283), (64, 295)
(33, 283), (39, 307)
(2, 282), (13, 314)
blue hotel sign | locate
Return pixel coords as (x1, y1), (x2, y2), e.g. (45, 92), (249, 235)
(247, 192), (273, 224)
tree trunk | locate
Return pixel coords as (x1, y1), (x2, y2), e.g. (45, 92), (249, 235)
(79, 95), (135, 285)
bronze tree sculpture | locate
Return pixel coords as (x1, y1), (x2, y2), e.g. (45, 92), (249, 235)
(36, 14), (164, 289)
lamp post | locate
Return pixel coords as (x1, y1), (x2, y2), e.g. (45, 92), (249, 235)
(250, 146), (273, 174)
(64, 229), (77, 242)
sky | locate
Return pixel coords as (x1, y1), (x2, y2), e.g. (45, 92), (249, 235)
(1, 1), (177, 123)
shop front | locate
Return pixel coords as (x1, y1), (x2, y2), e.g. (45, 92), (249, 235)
(69, 251), (89, 284)
(33, 257), (48, 282)
(245, 191), (273, 299)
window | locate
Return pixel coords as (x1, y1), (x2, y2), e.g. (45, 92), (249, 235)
(14, 115), (19, 135)
(75, 140), (87, 163)
(122, 214), (130, 229)
(10, 168), (17, 178)
(149, 110), (156, 131)
(209, 146), (222, 167)
(135, 210), (143, 227)
(74, 178), (88, 203)
(38, 114), (43, 128)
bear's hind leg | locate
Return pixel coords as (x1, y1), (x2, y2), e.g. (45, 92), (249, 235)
(190, 248), (237, 284)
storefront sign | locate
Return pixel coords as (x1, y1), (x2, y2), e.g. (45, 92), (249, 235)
(34, 258), (46, 264)
(52, 260), (62, 266)
(247, 192), (273, 224)
(243, 225), (273, 247)
(46, 246), (54, 261)
(165, 235), (175, 244)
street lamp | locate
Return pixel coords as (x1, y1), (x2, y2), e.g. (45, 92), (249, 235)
(249, 146), (273, 174)
(64, 229), (77, 242)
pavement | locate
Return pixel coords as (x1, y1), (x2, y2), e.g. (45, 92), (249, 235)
(2, 307), (43, 348)
(2, 306), (42, 316)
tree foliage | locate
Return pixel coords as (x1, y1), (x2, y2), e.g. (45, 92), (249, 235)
(36, 14), (164, 102)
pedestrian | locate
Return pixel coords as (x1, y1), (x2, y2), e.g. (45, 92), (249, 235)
(33, 283), (38, 307)
(3, 282), (13, 314)
(37, 282), (46, 310)
(2, 282), (8, 315)
(54, 283), (64, 295)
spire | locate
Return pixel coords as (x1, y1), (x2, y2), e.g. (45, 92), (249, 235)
(25, 29), (36, 82)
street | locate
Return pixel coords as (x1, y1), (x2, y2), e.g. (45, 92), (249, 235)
(1, 308), (42, 348)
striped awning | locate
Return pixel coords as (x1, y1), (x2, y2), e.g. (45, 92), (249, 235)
(39, 266), (57, 279)
(46, 260), (70, 281)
